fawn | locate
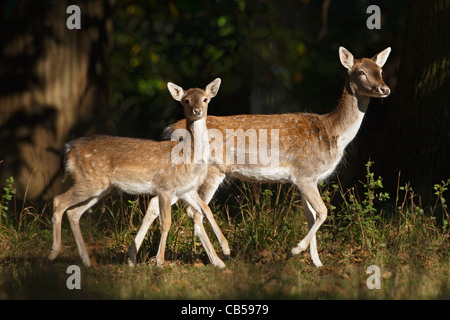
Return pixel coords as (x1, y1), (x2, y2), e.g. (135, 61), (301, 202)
(48, 78), (229, 268)
(128, 47), (391, 268)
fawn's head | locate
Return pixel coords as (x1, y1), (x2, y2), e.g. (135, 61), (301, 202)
(167, 78), (221, 122)
(339, 47), (391, 98)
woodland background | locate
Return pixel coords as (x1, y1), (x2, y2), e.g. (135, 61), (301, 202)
(0, 0), (448, 203)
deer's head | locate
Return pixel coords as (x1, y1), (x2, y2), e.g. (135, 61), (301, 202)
(167, 78), (221, 122)
(339, 47), (391, 98)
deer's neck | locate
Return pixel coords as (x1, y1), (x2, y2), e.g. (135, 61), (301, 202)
(328, 83), (370, 151)
(187, 118), (210, 164)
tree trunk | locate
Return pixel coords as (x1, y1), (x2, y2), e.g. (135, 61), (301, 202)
(0, 0), (112, 200)
(376, 0), (450, 201)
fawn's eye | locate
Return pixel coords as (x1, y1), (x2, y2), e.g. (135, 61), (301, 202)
(184, 99), (190, 105)
(358, 70), (366, 77)
(203, 97), (208, 103)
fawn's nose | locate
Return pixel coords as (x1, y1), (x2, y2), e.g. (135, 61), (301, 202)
(377, 85), (390, 96)
(193, 107), (203, 116)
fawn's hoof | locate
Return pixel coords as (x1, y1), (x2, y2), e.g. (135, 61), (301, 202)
(285, 250), (293, 261)
(127, 257), (137, 267)
(48, 250), (59, 261)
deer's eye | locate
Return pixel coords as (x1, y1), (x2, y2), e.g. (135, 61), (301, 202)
(184, 99), (190, 105)
(203, 97), (208, 103)
(358, 70), (366, 77)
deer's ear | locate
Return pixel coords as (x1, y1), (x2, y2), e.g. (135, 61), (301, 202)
(371, 47), (391, 68)
(205, 78), (221, 98)
(167, 82), (184, 101)
(339, 47), (354, 70)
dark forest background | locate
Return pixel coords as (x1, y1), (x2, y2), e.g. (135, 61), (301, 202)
(0, 0), (448, 204)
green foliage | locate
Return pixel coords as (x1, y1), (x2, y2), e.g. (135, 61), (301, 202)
(319, 161), (391, 250)
(110, 0), (256, 138)
(109, 0), (405, 139)
(320, 161), (448, 256)
(432, 179), (449, 232)
(0, 176), (15, 227)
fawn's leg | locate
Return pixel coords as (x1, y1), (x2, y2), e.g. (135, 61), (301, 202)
(66, 197), (100, 267)
(49, 187), (98, 262)
(183, 191), (226, 268)
(127, 196), (159, 266)
(186, 167), (230, 257)
(155, 192), (173, 267)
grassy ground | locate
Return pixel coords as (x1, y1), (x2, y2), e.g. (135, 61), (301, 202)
(0, 236), (448, 300)
(0, 164), (449, 300)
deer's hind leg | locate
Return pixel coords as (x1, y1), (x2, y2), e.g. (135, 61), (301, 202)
(49, 186), (105, 266)
(291, 178), (327, 267)
(155, 192), (173, 267)
(127, 196), (160, 266)
(300, 195), (323, 267)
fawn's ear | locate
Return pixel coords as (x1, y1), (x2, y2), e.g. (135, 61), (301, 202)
(167, 82), (184, 101)
(339, 47), (354, 70)
(205, 78), (221, 98)
(371, 47), (391, 68)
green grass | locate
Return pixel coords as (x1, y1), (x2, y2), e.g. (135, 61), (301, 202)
(0, 162), (449, 300)
(1, 247), (448, 300)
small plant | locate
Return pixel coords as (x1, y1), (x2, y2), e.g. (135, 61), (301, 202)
(0, 176), (16, 227)
(320, 161), (390, 251)
(395, 181), (423, 234)
(432, 179), (449, 232)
